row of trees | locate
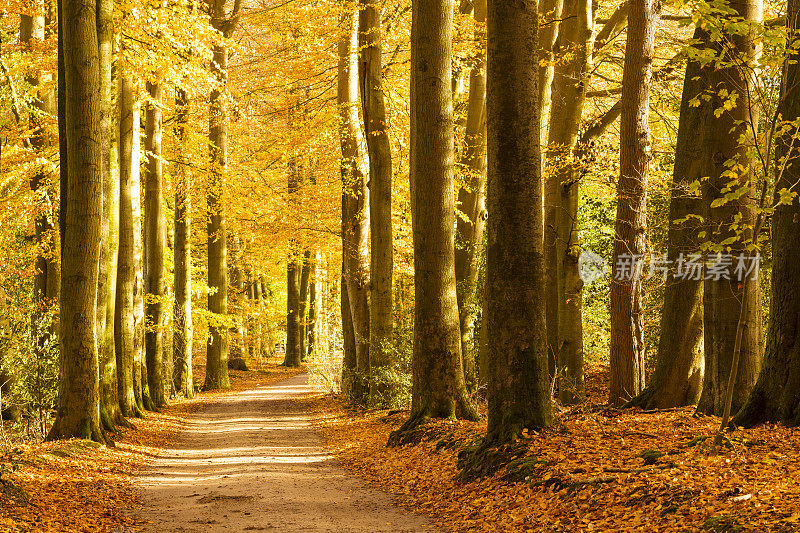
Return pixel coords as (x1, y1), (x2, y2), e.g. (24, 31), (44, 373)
(337, 0), (800, 449)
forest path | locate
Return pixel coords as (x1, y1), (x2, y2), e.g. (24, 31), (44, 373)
(131, 373), (434, 532)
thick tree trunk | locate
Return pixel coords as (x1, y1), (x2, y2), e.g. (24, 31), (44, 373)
(735, 2), (800, 425)
(608, 0), (658, 406)
(401, 0), (477, 429)
(545, 0), (593, 404)
(359, 0), (393, 401)
(115, 76), (141, 418)
(454, 0), (487, 393)
(483, 0), (551, 444)
(626, 27), (707, 410)
(143, 82), (166, 407)
(696, 0), (763, 416)
(173, 88), (194, 398)
(97, 0), (121, 429)
(48, 0), (106, 443)
(339, 5), (370, 402)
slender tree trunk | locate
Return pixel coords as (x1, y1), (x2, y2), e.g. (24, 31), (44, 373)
(736, 0), (800, 425)
(115, 76), (141, 417)
(696, 0), (763, 415)
(143, 81), (166, 407)
(608, 0), (658, 406)
(339, 4), (370, 402)
(545, 0), (593, 404)
(483, 0), (551, 445)
(398, 0), (477, 432)
(298, 250), (311, 361)
(48, 0), (106, 443)
(97, 0), (122, 428)
(173, 88), (193, 398)
(341, 272), (357, 396)
(285, 251), (302, 367)
(626, 27), (707, 410)
(22, 10), (60, 379)
(307, 255), (319, 359)
(454, 0), (487, 392)
(359, 0), (393, 401)
(205, 0), (241, 388)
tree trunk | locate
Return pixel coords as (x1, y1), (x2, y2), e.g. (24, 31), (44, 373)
(48, 0), (106, 443)
(483, 0), (551, 445)
(143, 81), (166, 407)
(21, 10), (60, 384)
(626, 27), (707, 410)
(341, 273), (357, 396)
(454, 0), (487, 393)
(307, 254), (320, 359)
(298, 250), (311, 361)
(285, 251), (303, 367)
(97, 0), (121, 429)
(696, 0), (763, 416)
(359, 0), (393, 401)
(339, 4), (370, 402)
(115, 76), (142, 418)
(402, 0), (477, 429)
(608, 0), (658, 406)
(173, 88), (193, 397)
(545, 0), (593, 404)
(205, 0), (241, 388)
(735, 2), (800, 425)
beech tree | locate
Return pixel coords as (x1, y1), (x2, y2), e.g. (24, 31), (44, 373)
(609, 0), (658, 406)
(696, 0), (763, 416)
(48, 0), (105, 443)
(338, 3), (370, 402)
(735, 0), (800, 427)
(483, 0), (551, 443)
(398, 0), (477, 432)
(358, 0), (393, 401)
(205, 0), (242, 388)
(143, 81), (167, 408)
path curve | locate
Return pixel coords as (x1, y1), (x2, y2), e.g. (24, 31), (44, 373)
(132, 374), (434, 532)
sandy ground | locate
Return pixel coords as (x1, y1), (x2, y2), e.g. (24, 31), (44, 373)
(131, 374), (435, 532)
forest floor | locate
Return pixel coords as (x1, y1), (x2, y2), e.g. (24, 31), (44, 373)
(311, 367), (800, 532)
(2, 364), (799, 532)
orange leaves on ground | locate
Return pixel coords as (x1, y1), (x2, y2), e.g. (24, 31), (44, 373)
(0, 359), (304, 532)
(310, 370), (800, 532)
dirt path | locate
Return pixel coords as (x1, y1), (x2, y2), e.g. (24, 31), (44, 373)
(131, 373), (434, 532)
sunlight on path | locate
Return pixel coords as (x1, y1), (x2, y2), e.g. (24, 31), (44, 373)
(132, 374), (434, 532)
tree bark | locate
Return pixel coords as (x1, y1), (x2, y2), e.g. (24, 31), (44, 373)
(402, 0), (477, 428)
(735, 0), (800, 425)
(97, 0), (121, 428)
(205, 0), (241, 388)
(298, 250), (311, 361)
(696, 0), (763, 416)
(454, 0), (487, 393)
(545, 0), (593, 404)
(339, 4), (371, 402)
(48, 0), (106, 443)
(143, 81), (167, 407)
(483, 0), (551, 444)
(173, 88), (194, 398)
(115, 76), (142, 418)
(626, 26), (707, 410)
(608, 0), (658, 406)
(285, 249), (302, 367)
(359, 0), (393, 401)
(21, 9), (60, 383)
